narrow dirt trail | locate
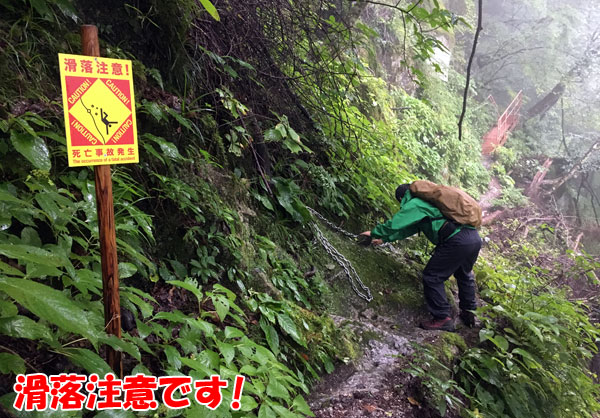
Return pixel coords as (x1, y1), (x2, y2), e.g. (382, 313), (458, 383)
(478, 155), (502, 213)
(478, 176), (501, 213)
(309, 313), (447, 418)
(306, 221), (475, 417)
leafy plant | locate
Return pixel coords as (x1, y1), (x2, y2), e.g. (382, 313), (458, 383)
(405, 344), (468, 416)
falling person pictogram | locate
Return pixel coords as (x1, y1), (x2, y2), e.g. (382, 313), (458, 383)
(100, 109), (117, 135)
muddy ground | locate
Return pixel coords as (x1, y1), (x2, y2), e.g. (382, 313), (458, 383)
(308, 309), (476, 418)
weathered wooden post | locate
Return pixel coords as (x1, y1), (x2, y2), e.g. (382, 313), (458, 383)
(80, 24), (122, 377)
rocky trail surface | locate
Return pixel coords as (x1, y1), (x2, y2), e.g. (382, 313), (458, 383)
(306, 220), (475, 418)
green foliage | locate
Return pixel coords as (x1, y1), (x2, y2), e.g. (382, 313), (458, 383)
(457, 253), (600, 418)
(491, 183), (527, 209)
(405, 344), (468, 416)
(3, 2), (598, 418)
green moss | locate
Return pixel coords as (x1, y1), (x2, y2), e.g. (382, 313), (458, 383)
(296, 307), (360, 362)
(441, 332), (467, 353)
(424, 332), (467, 367)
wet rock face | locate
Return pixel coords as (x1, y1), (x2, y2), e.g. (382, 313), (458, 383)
(308, 312), (449, 418)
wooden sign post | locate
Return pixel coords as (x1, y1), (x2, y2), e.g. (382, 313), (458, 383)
(81, 25), (122, 376)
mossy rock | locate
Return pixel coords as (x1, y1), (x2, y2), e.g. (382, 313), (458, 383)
(313, 218), (427, 319)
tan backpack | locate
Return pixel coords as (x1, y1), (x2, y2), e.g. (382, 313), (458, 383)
(409, 180), (482, 228)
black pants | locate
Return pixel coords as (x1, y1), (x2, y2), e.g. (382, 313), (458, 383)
(422, 228), (481, 319)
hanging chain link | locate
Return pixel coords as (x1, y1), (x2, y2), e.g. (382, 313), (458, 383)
(307, 207), (402, 303)
(310, 220), (373, 302)
(307, 207), (358, 239)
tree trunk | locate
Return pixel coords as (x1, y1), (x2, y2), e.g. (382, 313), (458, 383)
(524, 82), (565, 120)
(526, 158), (553, 200)
(544, 141), (600, 193)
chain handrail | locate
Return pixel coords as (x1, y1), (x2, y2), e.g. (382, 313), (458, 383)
(307, 207), (402, 303)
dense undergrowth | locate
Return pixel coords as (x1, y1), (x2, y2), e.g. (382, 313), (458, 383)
(0, 0), (599, 417)
(408, 221), (600, 417)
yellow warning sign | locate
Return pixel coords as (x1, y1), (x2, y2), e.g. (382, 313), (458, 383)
(58, 53), (138, 167)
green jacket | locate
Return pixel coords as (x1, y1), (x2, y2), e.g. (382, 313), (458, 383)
(370, 190), (462, 245)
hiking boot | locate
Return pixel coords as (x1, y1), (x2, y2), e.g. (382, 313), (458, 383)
(419, 316), (455, 331)
(460, 310), (476, 328)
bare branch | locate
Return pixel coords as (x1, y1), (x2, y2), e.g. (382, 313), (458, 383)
(458, 0), (483, 141)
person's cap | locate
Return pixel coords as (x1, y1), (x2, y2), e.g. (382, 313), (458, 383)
(395, 184), (410, 203)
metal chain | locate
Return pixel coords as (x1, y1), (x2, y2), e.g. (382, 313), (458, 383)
(307, 207), (402, 302)
(307, 207), (358, 239)
(307, 207), (399, 254)
(310, 221), (373, 302)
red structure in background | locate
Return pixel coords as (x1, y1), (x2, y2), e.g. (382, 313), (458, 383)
(482, 91), (523, 155)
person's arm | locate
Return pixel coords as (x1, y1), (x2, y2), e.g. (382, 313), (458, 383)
(369, 202), (425, 243)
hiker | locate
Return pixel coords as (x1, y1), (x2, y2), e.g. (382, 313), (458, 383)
(360, 183), (481, 331)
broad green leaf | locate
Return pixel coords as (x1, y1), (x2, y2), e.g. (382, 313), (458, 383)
(479, 328), (494, 343)
(135, 320), (152, 339)
(98, 334), (141, 361)
(491, 335), (509, 352)
(142, 143), (165, 163)
(123, 292), (153, 319)
(198, 349), (221, 370)
(35, 191), (73, 227)
(212, 294), (230, 322)
(26, 262), (63, 278)
(10, 131), (51, 171)
(144, 133), (183, 161)
(169, 279), (203, 305)
(512, 348), (541, 368)
(59, 348), (111, 376)
(266, 378), (290, 399)
(20, 227), (41, 247)
(277, 313), (305, 346)
(270, 404), (300, 418)
(0, 353), (26, 375)
(258, 403), (277, 418)
(283, 138), (303, 154)
(292, 395), (314, 416)
(263, 128), (282, 142)
(0, 300), (18, 318)
(0, 276), (101, 345)
(216, 340), (235, 365)
(180, 357), (213, 378)
(260, 317), (280, 355)
(169, 259), (188, 278)
(69, 269), (102, 297)
(142, 101), (165, 122)
(213, 283), (237, 301)
(0, 189), (30, 205)
(188, 318), (215, 337)
(127, 335), (152, 355)
(526, 322), (544, 342)
(164, 107), (193, 131)
(0, 260), (24, 277)
(239, 395), (258, 411)
(319, 351), (334, 373)
(154, 310), (188, 323)
(224, 326), (244, 339)
(0, 244), (64, 267)
(240, 364), (258, 376)
(198, 0), (220, 21)
(164, 345), (182, 370)
(30, 0), (51, 17)
(0, 315), (53, 341)
(118, 262), (137, 279)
